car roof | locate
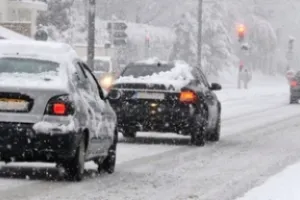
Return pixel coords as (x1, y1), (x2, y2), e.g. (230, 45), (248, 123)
(0, 40), (79, 63)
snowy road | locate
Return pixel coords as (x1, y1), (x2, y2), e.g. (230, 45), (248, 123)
(2, 85), (300, 200)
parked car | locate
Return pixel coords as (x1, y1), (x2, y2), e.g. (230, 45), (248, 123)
(107, 60), (222, 146)
(0, 40), (117, 181)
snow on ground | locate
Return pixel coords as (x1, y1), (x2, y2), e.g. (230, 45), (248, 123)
(235, 162), (300, 200)
(0, 72), (294, 200)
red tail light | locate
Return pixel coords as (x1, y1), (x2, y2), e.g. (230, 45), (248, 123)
(45, 95), (74, 116)
(291, 80), (298, 87)
(53, 103), (67, 115)
(179, 91), (197, 103)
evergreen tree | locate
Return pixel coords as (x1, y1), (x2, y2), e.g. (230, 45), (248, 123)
(37, 0), (74, 32)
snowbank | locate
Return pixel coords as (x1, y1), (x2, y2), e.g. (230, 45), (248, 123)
(235, 161), (300, 200)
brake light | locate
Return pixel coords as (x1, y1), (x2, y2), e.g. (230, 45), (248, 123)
(44, 95), (75, 116)
(180, 91), (197, 103)
(53, 103), (66, 115)
(291, 80), (298, 87)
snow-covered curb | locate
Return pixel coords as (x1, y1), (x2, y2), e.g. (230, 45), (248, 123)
(235, 161), (300, 200)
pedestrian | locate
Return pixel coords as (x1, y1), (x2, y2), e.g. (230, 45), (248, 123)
(238, 64), (251, 89)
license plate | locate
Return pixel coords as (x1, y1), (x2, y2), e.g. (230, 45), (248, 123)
(0, 98), (29, 111)
(135, 92), (165, 100)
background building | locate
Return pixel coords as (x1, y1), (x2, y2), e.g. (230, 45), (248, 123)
(0, 0), (47, 37)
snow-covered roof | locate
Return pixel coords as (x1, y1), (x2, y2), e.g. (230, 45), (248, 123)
(0, 26), (32, 40)
(115, 60), (195, 91)
(0, 40), (78, 62)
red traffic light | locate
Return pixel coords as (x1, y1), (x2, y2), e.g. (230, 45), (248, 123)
(237, 24), (246, 42)
(237, 24), (245, 34)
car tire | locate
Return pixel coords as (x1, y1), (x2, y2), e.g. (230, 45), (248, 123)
(122, 127), (137, 138)
(98, 129), (117, 174)
(64, 139), (85, 181)
(190, 114), (206, 147)
(207, 114), (221, 142)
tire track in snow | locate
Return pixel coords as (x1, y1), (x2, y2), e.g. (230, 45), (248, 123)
(16, 108), (300, 200)
(1, 103), (300, 200)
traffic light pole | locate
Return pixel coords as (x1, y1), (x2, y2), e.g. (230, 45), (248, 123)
(87, 0), (96, 71)
(197, 0), (203, 70)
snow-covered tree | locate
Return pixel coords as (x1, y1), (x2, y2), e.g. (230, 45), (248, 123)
(202, 1), (236, 76)
(170, 1), (237, 76)
(169, 13), (196, 66)
(248, 16), (277, 74)
(37, 0), (74, 31)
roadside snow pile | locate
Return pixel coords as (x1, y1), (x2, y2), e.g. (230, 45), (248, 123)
(115, 61), (194, 90)
(235, 162), (300, 200)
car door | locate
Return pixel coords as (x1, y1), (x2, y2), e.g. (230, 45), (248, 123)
(77, 62), (108, 156)
(72, 60), (95, 157)
(80, 62), (112, 151)
(193, 68), (218, 129)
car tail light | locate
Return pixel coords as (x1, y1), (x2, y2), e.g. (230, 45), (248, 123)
(291, 80), (298, 87)
(53, 103), (66, 115)
(179, 91), (197, 103)
(44, 95), (75, 116)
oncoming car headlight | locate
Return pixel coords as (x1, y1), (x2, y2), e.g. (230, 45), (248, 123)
(99, 74), (114, 91)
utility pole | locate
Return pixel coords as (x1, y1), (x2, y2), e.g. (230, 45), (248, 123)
(197, 0), (203, 69)
(87, 0), (96, 71)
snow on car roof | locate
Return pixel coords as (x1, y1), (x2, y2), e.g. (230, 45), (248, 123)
(0, 40), (79, 90)
(115, 60), (195, 91)
(0, 40), (78, 62)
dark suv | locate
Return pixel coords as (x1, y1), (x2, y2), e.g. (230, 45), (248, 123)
(107, 61), (222, 146)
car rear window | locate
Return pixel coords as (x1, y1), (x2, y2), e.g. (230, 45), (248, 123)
(121, 63), (175, 78)
(0, 58), (59, 74)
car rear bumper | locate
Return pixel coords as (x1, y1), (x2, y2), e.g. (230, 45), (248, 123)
(113, 103), (197, 133)
(291, 90), (300, 98)
(0, 122), (80, 162)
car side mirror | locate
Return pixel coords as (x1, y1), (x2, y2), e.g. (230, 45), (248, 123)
(210, 83), (222, 91)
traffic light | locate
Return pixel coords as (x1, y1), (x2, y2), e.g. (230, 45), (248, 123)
(237, 24), (246, 42)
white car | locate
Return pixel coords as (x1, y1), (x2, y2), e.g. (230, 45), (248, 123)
(0, 40), (117, 181)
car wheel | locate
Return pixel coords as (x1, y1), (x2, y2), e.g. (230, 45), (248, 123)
(98, 129), (117, 174)
(207, 114), (220, 142)
(122, 127), (137, 138)
(64, 139), (85, 181)
(190, 114), (206, 147)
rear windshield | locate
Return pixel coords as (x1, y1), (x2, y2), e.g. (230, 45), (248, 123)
(121, 63), (175, 78)
(0, 58), (59, 74)
(94, 60), (110, 72)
